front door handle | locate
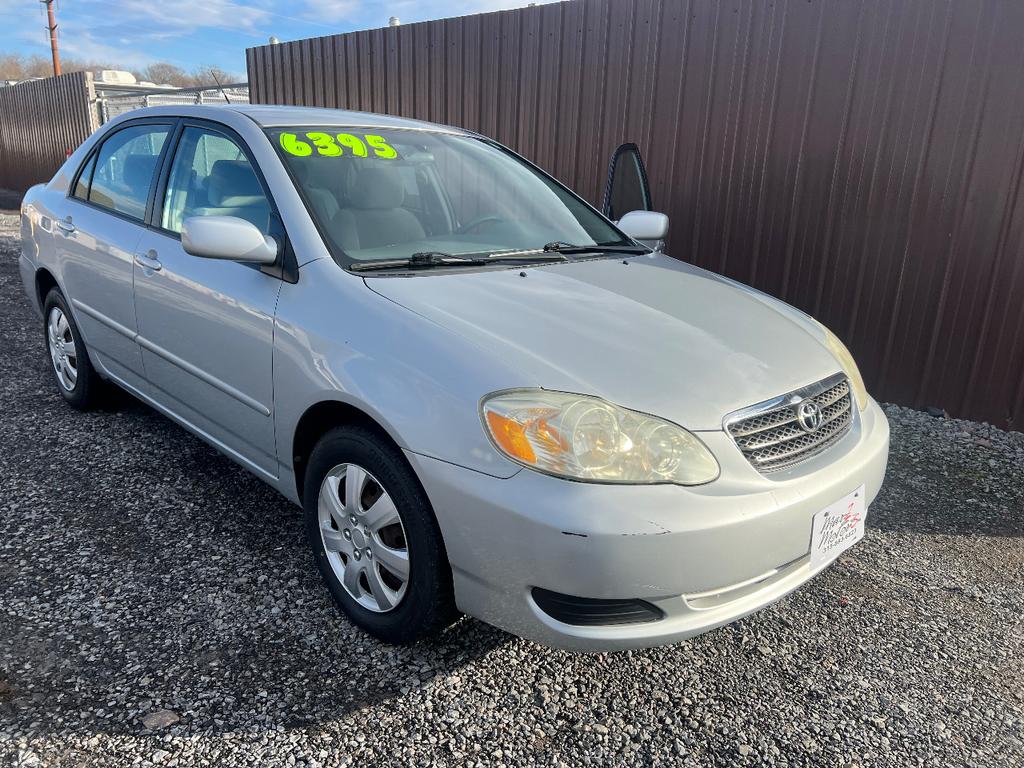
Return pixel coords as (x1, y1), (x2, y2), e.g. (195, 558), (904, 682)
(135, 251), (162, 272)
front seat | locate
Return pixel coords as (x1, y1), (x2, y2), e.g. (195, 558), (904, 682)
(293, 160), (342, 224)
(193, 159), (271, 232)
(330, 166), (425, 251)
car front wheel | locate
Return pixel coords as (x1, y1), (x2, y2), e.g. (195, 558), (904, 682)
(303, 425), (457, 643)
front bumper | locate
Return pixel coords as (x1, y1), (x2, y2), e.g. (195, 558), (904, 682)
(407, 398), (890, 651)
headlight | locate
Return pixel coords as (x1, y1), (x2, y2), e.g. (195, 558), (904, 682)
(481, 390), (719, 485)
(823, 328), (868, 411)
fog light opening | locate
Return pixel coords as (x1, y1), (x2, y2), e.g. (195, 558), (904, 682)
(531, 587), (665, 626)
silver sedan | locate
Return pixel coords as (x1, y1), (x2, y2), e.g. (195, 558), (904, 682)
(18, 105), (889, 650)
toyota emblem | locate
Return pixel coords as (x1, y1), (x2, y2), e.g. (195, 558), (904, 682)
(796, 399), (823, 432)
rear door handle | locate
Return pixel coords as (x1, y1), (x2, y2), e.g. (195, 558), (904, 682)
(55, 218), (76, 235)
(135, 251), (162, 272)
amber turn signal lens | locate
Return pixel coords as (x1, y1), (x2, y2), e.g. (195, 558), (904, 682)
(485, 410), (537, 464)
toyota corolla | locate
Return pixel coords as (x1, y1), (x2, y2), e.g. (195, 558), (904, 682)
(18, 105), (889, 650)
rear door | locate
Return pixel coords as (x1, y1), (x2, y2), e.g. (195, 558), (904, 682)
(601, 142), (653, 223)
(54, 120), (173, 389)
(132, 120), (284, 480)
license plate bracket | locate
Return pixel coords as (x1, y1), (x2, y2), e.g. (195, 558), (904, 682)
(810, 484), (866, 570)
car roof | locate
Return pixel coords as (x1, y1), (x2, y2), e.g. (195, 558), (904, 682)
(112, 103), (473, 135)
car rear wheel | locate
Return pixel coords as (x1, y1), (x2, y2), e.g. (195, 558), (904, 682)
(303, 425), (457, 643)
(43, 289), (102, 410)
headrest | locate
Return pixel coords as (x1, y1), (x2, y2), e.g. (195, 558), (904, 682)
(208, 159), (264, 206)
(123, 154), (157, 193)
(347, 165), (405, 210)
(296, 160), (347, 198)
(292, 161), (310, 183)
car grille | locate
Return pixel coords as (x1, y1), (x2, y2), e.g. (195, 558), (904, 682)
(725, 374), (854, 473)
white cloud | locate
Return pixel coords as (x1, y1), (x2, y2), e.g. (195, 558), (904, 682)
(0, 0), (271, 68)
(300, 0), (361, 25)
(298, 0), (557, 33)
(0, 0), (559, 73)
(59, 31), (156, 69)
(380, 0), (556, 25)
(82, 0), (271, 35)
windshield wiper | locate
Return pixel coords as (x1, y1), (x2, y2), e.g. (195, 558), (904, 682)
(349, 251), (490, 272)
(543, 241), (650, 255)
(482, 248), (569, 263)
(350, 249), (570, 272)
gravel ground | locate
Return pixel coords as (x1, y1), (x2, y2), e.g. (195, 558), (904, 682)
(1, 218), (1022, 767)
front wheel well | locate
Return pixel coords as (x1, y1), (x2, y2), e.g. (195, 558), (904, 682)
(35, 268), (58, 309)
(291, 401), (400, 503)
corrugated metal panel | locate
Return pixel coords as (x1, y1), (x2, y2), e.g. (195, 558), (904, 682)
(247, 0), (1024, 431)
(0, 71), (99, 194)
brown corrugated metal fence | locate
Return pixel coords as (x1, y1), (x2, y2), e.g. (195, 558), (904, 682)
(247, 0), (1024, 430)
(0, 71), (99, 195)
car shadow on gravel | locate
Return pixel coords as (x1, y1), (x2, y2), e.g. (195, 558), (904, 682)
(867, 413), (1024, 539)
(0, 360), (514, 740)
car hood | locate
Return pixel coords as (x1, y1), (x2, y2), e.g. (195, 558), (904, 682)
(365, 253), (842, 430)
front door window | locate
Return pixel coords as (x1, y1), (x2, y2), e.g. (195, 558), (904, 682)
(162, 126), (271, 235)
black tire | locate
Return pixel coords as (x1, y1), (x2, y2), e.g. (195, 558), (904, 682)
(42, 288), (103, 410)
(303, 425), (457, 644)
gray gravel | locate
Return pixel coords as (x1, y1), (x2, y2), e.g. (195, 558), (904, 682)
(1, 218), (1022, 767)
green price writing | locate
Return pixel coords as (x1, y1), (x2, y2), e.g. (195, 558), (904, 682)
(280, 132), (399, 159)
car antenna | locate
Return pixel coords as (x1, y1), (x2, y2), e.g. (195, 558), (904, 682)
(210, 71), (231, 104)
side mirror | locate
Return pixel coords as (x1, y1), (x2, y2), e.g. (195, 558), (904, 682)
(617, 210), (669, 242)
(181, 216), (278, 265)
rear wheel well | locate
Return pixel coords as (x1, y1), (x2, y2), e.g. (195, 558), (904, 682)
(292, 401), (398, 503)
(35, 268), (58, 308)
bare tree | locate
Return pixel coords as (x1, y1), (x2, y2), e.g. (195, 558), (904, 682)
(140, 62), (191, 86)
(0, 52), (119, 80)
(0, 53), (24, 80)
(1, 53), (52, 79)
(190, 65), (237, 87)
(0, 51), (239, 86)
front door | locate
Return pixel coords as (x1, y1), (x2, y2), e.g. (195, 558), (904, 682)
(132, 122), (283, 480)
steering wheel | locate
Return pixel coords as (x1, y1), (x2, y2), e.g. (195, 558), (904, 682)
(455, 215), (506, 235)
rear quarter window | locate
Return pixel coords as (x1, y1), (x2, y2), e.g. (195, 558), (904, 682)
(72, 153), (96, 200)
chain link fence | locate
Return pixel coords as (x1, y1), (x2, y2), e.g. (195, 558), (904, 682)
(97, 84), (249, 123)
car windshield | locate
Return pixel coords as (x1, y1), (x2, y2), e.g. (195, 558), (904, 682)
(267, 126), (631, 266)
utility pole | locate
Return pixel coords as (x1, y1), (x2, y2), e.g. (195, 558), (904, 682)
(43, 0), (61, 76)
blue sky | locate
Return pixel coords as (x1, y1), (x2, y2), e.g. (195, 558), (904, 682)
(2, 0), (550, 78)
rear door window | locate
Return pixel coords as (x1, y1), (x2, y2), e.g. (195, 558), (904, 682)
(88, 124), (170, 220)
